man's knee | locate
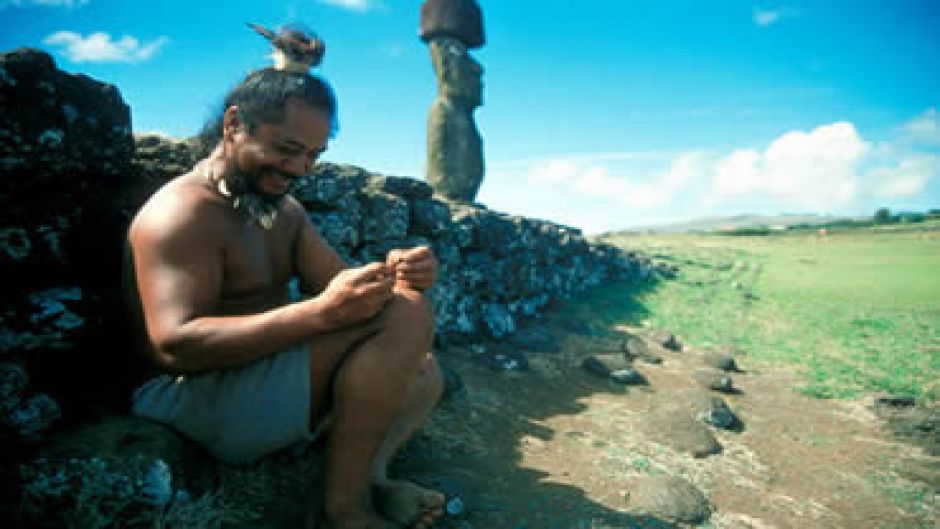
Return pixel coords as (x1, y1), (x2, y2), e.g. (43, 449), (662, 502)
(382, 288), (434, 335)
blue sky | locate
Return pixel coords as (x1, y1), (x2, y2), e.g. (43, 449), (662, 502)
(2, 0), (938, 233)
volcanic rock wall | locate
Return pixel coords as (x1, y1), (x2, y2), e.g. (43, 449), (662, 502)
(293, 163), (649, 342)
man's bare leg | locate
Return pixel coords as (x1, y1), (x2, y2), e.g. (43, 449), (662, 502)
(309, 290), (439, 529)
(371, 352), (445, 529)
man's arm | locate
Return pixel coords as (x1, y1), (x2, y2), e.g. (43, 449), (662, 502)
(130, 196), (391, 374)
(288, 197), (350, 295)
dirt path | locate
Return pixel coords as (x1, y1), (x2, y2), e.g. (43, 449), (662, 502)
(398, 327), (939, 529)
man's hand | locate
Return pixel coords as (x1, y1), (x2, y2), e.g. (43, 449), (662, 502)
(317, 262), (394, 328)
(386, 246), (438, 292)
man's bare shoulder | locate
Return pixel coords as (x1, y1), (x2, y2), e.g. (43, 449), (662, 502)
(129, 169), (227, 244)
(284, 195), (308, 218)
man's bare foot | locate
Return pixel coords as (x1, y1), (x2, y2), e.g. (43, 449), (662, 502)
(374, 480), (445, 529)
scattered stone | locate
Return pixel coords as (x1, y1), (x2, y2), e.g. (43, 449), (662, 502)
(878, 403), (940, 456)
(610, 368), (648, 386)
(689, 393), (743, 431)
(648, 329), (682, 351)
(692, 369), (736, 393)
(871, 392), (916, 408)
(702, 352), (740, 372)
(445, 496), (466, 516)
(622, 336), (663, 364)
(581, 353), (630, 379)
(628, 474), (712, 524)
(582, 356), (612, 378)
(643, 409), (722, 458)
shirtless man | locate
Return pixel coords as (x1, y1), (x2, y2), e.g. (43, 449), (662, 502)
(126, 67), (445, 529)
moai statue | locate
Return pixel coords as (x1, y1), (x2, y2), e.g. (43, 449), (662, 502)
(420, 0), (485, 202)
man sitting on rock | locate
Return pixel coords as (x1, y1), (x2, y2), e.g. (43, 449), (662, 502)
(124, 30), (445, 529)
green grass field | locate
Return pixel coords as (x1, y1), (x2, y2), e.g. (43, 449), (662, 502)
(594, 224), (940, 401)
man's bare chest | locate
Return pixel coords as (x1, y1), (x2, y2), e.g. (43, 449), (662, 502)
(218, 222), (295, 310)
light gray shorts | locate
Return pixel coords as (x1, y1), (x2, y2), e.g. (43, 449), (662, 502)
(131, 344), (313, 463)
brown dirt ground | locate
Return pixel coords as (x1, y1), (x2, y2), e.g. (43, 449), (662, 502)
(396, 325), (939, 529)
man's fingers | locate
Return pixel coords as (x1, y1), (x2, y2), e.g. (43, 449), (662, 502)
(388, 246), (432, 265)
(396, 269), (433, 280)
(346, 262), (391, 284)
(395, 260), (433, 273)
(395, 273), (434, 290)
(386, 249), (404, 265)
(357, 276), (394, 298)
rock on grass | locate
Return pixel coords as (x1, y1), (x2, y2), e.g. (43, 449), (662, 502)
(628, 475), (712, 524)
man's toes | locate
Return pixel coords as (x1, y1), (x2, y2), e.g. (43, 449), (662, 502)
(415, 487), (445, 511)
(413, 513), (436, 529)
(375, 481), (445, 527)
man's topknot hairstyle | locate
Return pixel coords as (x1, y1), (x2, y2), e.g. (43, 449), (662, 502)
(227, 68), (337, 133)
(195, 23), (336, 156)
(196, 68), (338, 156)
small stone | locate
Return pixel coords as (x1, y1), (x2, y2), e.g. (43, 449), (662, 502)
(702, 352), (739, 372)
(581, 353), (630, 379)
(610, 368), (648, 386)
(582, 356), (611, 378)
(873, 392), (916, 408)
(691, 394), (742, 431)
(445, 496), (465, 516)
(643, 409), (722, 458)
(622, 337), (663, 364)
(629, 475), (712, 524)
(648, 329), (682, 351)
(692, 370), (735, 393)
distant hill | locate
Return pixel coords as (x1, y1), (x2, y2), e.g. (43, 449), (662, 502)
(613, 214), (859, 234)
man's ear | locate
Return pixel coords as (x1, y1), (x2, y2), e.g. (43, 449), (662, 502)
(222, 106), (240, 141)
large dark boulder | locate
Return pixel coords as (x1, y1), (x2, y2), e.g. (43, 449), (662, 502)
(0, 48), (140, 437)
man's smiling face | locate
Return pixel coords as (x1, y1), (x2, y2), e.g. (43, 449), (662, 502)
(228, 97), (330, 204)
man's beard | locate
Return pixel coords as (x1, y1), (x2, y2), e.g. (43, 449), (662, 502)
(234, 188), (283, 230)
(216, 169), (288, 230)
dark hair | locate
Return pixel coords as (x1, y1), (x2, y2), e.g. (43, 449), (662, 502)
(195, 68), (338, 155)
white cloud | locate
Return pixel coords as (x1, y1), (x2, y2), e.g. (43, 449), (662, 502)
(752, 6), (798, 27)
(902, 107), (940, 145)
(871, 154), (936, 198)
(43, 31), (169, 63)
(318, 0), (383, 13)
(709, 122), (869, 209)
(524, 151), (706, 210)
(527, 159), (579, 184)
(493, 116), (936, 232)
(753, 9), (782, 26)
